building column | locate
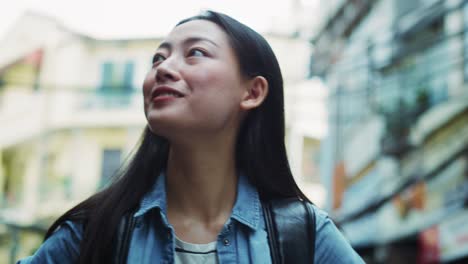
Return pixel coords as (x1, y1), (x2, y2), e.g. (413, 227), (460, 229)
(287, 126), (304, 183)
(0, 150), (5, 204)
(21, 144), (41, 221)
(125, 127), (143, 156)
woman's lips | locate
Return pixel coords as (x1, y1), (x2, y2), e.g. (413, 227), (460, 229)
(150, 86), (185, 105)
(152, 86), (184, 98)
(152, 94), (180, 103)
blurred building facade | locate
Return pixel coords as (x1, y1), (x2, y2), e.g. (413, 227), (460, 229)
(0, 11), (157, 261)
(0, 10), (326, 262)
(312, 0), (468, 263)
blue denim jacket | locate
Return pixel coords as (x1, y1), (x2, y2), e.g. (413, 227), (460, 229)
(18, 174), (364, 263)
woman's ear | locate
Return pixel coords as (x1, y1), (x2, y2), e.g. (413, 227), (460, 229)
(240, 76), (269, 110)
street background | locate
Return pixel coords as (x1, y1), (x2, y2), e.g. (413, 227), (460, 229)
(0, 0), (467, 263)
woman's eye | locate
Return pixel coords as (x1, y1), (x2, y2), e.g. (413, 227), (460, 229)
(187, 49), (206, 57)
(152, 54), (166, 64)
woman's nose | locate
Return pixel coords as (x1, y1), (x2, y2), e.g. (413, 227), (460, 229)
(155, 58), (181, 83)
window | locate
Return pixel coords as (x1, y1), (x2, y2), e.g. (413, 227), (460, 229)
(100, 60), (135, 92)
(90, 60), (135, 108)
(123, 61), (134, 90)
(100, 149), (122, 188)
(100, 61), (115, 90)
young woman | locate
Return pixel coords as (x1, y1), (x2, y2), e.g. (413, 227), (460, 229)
(18, 11), (364, 264)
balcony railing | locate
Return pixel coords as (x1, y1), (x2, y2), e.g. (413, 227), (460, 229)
(78, 86), (137, 109)
(0, 87), (145, 148)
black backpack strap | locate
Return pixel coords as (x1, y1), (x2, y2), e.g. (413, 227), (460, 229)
(113, 210), (137, 264)
(262, 198), (316, 264)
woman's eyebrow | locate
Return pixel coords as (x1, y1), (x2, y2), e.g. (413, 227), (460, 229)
(157, 42), (172, 51)
(157, 37), (219, 51)
(183, 37), (219, 47)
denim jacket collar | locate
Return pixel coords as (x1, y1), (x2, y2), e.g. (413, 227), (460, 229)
(133, 172), (262, 230)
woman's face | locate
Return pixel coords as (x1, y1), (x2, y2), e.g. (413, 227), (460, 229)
(143, 20), (248, 139)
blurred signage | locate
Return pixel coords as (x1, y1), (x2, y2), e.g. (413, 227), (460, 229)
(393, 181), (426, 219)
(428, 157), (467, 212)
(418, 225), (440, 264)
(440, 210), (468, 262)
(418, 209), (468, 263)
(332, 161), (346, 210)
(444, 180), (468, 209)
(380, 156), (466, 242)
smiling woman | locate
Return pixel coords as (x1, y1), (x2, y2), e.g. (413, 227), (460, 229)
(17, 10), (364, 264)
(143, 19), (252, 140)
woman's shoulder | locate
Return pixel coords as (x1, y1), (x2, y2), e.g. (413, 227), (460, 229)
(55, 220), (85, 237)
(17, 220), (83, 264)
(308, 204), (365, 263)
(308, 204), (334, 230)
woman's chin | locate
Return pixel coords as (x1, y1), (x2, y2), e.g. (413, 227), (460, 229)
(147, 121), (174, 137)
(147, 118), (193, 139)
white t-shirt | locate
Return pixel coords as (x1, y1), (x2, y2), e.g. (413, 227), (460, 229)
(174, 236), (219, 264)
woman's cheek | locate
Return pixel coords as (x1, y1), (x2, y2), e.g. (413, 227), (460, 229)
(142, 75), (154, 100)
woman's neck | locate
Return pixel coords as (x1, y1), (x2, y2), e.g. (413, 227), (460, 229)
(165, 141), (238, 225)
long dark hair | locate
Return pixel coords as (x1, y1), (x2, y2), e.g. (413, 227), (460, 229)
(45, 10), (310, 263)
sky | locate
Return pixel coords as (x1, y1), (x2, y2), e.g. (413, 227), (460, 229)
(0, 0), (321, 40)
